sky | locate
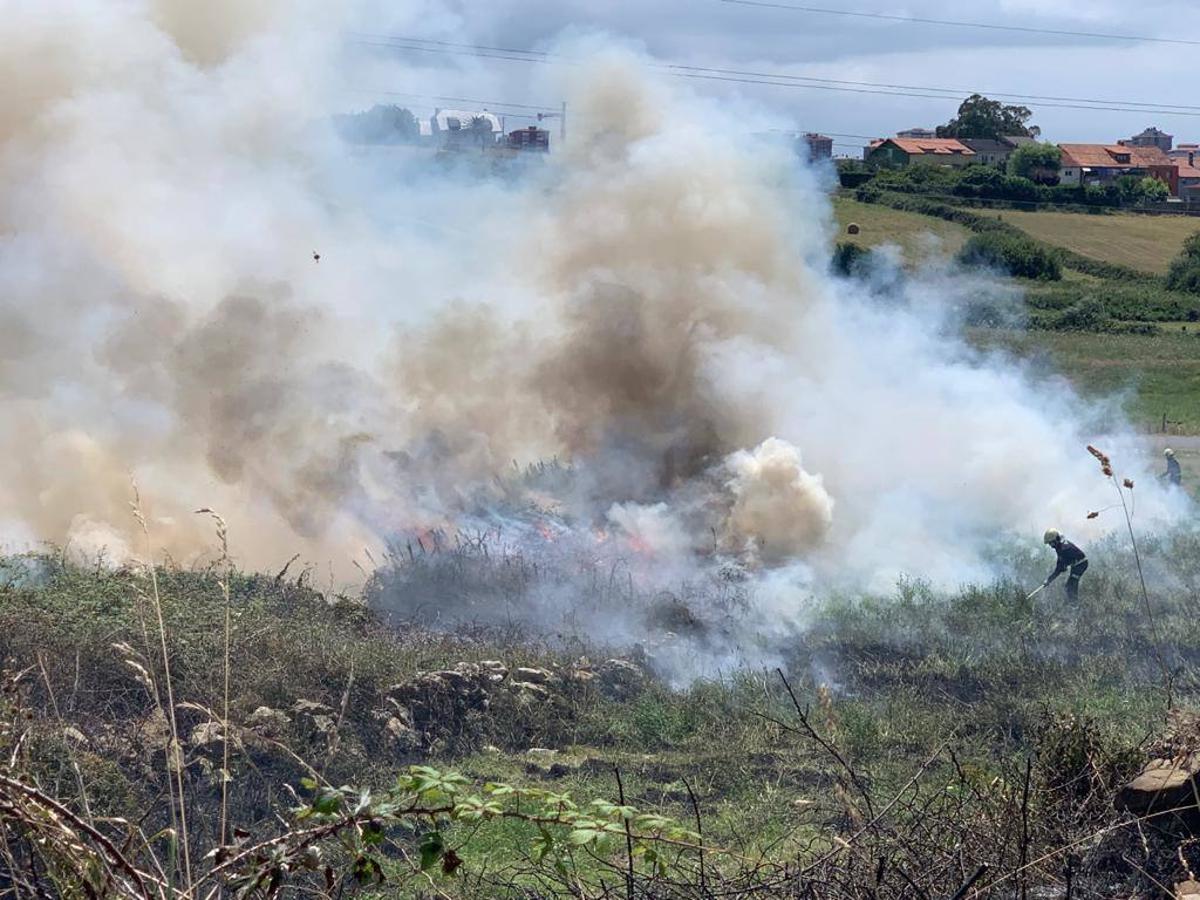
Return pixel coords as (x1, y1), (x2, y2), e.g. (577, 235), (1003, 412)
(351, 0), (1200, 155)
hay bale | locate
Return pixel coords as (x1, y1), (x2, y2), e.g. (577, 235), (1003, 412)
(846, 223), (860, 235)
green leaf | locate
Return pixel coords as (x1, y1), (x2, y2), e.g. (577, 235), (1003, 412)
(351, 855), (384, 885)
(418, 831), (445, 872)
(361, 819), (384, 846)
(531, 828), (554, 862)
(312, 790), (343, 816)
(568, 828), (599, 846)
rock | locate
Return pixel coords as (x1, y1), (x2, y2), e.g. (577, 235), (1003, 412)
(189, 721), (224, 748)
(509, 682), (552, 703)
(291, 699), (334, 718)
(479, 660), (508, 682)
(429, 669), (473, 690)
(245, 706), (290, 737)
(290, 700), (337, 738)
(138, 709), (172, 749)
(62, 726), (88, 747)
(596, 659), (648, 701)
(383, 664), (497, 752)
(526, 747), (557, 760)
(1177, 881), (1200, 900)
(1115, 756), (1200, 818)
(383, 716), (422, 752)
(511, 667), (555, 686)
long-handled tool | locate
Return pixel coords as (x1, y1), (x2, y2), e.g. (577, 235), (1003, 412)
(1025, 583), (1047, 602)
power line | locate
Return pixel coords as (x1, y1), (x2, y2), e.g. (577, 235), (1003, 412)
(665, 63), (1200, 113)
(364, 90), (558, 112)
(667, 69), (1200, 117)
(348, 89), (557, 118)
(718, 0), (1200, 47)
(355, 35), (1200, 118)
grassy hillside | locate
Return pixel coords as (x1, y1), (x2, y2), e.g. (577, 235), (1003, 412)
(839, 191), (1200, 433)
(981, 209), (1200, 275)
(2, 542), (1199, 897)
(832, 195), (968, 263)
(973, 328), (1200, 434)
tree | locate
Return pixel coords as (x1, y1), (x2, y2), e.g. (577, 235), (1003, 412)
(1137, 176), (1170, 203)
(937, 94), (1039, 140)
(1007, 143), (1061, 182)
(468, 114), (497, 148)
(1166, 231), (1200, 294)
(1115, 174), (1169, 204)
(333, 104), (419, 145)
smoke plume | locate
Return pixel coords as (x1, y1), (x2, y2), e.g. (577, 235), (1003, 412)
(0, 3), (1191, 675)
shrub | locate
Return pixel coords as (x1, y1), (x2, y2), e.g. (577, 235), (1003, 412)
(1007, 142), (1062, 181)
(1165, 232), (1200, 294)
(957, 232), (1062, 281)
(1053, 296), (1107, 330)
(1138, 177), (1170, 203)
(953, 166), (1006, 198)
(831, 241), (872, 276)
(1167, 258), (1200, 295)
(1025, 283), (1200, 325)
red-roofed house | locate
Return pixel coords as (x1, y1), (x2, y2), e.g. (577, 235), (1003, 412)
(1169, 143), (1199, 163)
(1177, 160), (1200, 200)
(865, 137), (976, 169)
(1058, 144), (1177, 193)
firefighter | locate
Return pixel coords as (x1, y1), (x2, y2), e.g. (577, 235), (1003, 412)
(1164, 448), (1182, 486)
(1038, 529), (1088, 602)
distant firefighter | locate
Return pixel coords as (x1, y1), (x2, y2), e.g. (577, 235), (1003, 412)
(1035, 528), (1088, 603)
(1163, 448), (1182, 486)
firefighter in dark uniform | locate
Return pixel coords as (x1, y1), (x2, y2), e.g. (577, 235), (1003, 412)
(1040, 528), (1088, 602)
(1164, 448), (1182, 486)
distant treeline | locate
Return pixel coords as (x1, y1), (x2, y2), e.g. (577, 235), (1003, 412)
(333, 104), (420, 145)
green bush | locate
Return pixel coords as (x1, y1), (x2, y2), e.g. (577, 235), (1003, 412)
(1007, 142), (1062, 181)
(1167, 258), (1200, 294)
(1053, 296), (1106, 330)
(831, 241), (873, 276)
(1164, 231), (1200, 294)
(958, 232), (1062, 280)
(1028, 283), (1200, 322)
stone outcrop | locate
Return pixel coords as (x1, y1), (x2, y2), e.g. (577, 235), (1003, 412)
(375, 657), (650, 753)
(1115, 755), (1200, 822)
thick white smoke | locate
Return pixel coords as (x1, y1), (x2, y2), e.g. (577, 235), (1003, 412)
(0, 2), (1190, 674)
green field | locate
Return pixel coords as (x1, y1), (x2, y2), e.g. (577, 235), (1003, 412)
(975, 328), (1200, 432)
(832, 195), (968, 262)
(982, 209), (1200, 274)
(837, 194), (1200, 433)
(4, 544), (1200, 897)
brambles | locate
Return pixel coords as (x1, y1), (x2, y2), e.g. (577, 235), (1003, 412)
(1, 537), (1200, 895)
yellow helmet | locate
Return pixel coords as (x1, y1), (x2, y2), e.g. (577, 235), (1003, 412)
(1043, 528), (1061, 545)
(1165, 448), (1176, 458)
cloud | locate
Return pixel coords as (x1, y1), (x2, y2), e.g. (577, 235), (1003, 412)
(381, 0), (1198, 147)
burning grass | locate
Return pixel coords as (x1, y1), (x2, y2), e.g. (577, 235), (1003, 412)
(2, 523), (1200, 894)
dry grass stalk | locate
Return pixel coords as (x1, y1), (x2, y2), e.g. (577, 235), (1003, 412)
(195, 507), (233, 850)
(129, 484), (192, 892)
